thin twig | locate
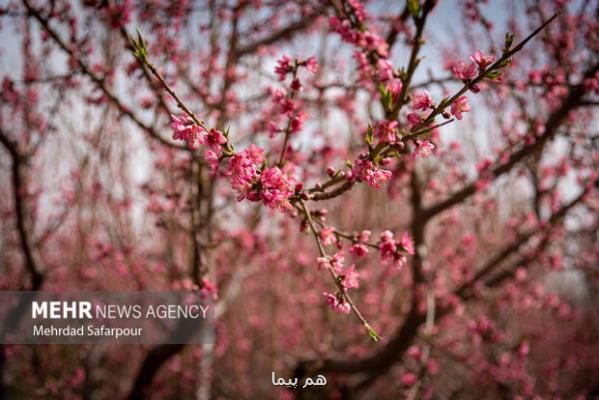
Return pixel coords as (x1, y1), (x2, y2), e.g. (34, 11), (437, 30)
(299, 199), (381, 342)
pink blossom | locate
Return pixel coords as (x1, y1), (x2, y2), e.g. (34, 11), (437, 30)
(259, 167), (292, 210)
(407, 112), (422, 127)
(350, 158), (392, 189)
(224, 145), (264, 199)
(347, 0), (367, 22)
(401, 372), (417, 387)
(476, 157), (493, 172)
(330, 252), (345, 273)
(452, 61), (477, 81)
(204, 148), (221, 174)
(330, 15), (389, 58)
(412, 90), (433, 111)
(386, 79), (403, 102)
(341, 265), (360, 289)
(362, 31), (389, 57)
(379, 231), (397, 261)
(69, 367), (86, 386)
(368, 166), (392, 189)
(106, 1), (132, 28)
(377, 59), (394, 82)
(518, 341), (530, 357)
(379, 230), (393, 242)
(317, 256), (330, 270)
(199, 128), (226, 148)
(271, 88), (297, 115)
(392, 253), (407, 270)
(304, 56), (318, 73)
(170, 114), (204, 147)
(400, 232), (415, 255)
(290, 78), (302, 91)
(450, 96), (470, 120)
(349, 243), (369, 257)
(315, 253), (345, 272)
(260, 167), (285, 189)
(323, 291), (337, 307)
(290, 110), (307, 133)
(329, 16), (356, 45)
(407, 345), (422, 360)
(379, 230), (409, 269)
(357, 230), (371, 242)
(200, 278), (218, 300)
(475, 176), (491, 192)
(225, 154), (258, 194)
(275, 54), (293, 81)
(244, 144), (265, 164)
(323, 292), (351, 314)
(353, 50), (372, 83)
(427, 359), (439, 375)
(414, 140), (435, 158)
(375, 120), (399, 143)
(336, 302), (351, 314)
(320, 226), (337, 246)
(469, 50), (496, 69)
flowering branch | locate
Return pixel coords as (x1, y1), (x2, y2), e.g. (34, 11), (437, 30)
(423, 60), (599, 221)
(291, 13), (559, 205)
(299, 199), (381, 342)
(413, 13), (559, 130)
(389, 0), (436, 119)
(127, 30), (208, 131)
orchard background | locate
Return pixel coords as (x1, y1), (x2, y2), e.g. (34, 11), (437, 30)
(0, 0), (598, 398)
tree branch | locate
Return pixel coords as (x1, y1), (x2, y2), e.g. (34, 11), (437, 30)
(234, 9), (324, 57)
(21, 0), (184, 149)
(0, 128), (43, 289)
(422, 61), (599, 221)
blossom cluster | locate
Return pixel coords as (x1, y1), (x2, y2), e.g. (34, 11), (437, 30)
(348, 156), (392, 189)
(171, 116), (294, 210)
(323, 291), (351, 314)
(274, 54), (317, 82)
(318, 227), (415, 314)
(329, 2), (394, 85)
(452, 50), (497, 93)
(267, 55), (317, 138)
(329, 16), (388, 58)
(223, 145), (293, 210)
(316, 248), (359, 314)
(349, 230), (371, 258)
(268, 88), (307, 137)
(378, 230), (415, 270)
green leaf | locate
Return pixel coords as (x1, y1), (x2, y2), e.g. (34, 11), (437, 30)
(132, 28), (148, 61)
(504, 33), (515, 52)
(378, 84), (394, 111)
(498, 58), (511, 69)
(365, 124), (374, 147)
(486, 70), (502, 80)
(407, 0), (420, 17)
(365, 323), (382, 342)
